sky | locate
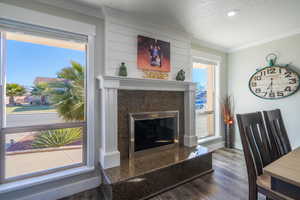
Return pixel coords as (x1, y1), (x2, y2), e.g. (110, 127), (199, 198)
(7, 40), (85, 86)
(7, 38), (205, 89)
(192, 68), (207, 89)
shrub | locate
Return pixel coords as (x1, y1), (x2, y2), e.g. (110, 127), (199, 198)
(32, 128), (82, 148)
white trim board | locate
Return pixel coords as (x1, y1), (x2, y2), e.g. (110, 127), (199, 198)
(0, 167), (95, 194)
(0, 3), (96, 36)
(17, 176), (101, 200)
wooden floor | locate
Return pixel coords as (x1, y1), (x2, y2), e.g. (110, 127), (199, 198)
(62, 148), (265, 200)
(148, 148), (265, 200)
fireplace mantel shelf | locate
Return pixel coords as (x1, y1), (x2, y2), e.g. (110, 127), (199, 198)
(97, 76), (196, 91)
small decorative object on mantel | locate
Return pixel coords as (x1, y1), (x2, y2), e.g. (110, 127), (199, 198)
(143, 71), (169, 80)
(118, 62), (127, 77)
(176, 69), (185, 81)
(222, 95), (234, 148)
(249, 53), (300, 99)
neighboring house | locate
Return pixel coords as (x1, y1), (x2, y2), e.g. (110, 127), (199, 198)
(5, 95), (31, 105)
(34, 77), (65, 85)
(31, 77), (65, 105)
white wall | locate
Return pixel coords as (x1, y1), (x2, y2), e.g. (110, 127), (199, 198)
(104, 7), (192, 80)
(228, 33), (300, 149)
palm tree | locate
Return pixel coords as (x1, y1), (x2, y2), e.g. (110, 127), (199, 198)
(6, 83), (26, 105)
(48, 61), (84, 121)
(31, 83), (48, 105)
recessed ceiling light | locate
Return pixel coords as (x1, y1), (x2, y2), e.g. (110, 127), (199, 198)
(227, 10), (239, 17)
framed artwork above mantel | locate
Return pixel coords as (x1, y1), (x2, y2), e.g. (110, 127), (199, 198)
(137, 35), (171, 72)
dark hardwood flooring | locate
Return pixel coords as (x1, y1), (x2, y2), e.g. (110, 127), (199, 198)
(62, 148), (265, 200)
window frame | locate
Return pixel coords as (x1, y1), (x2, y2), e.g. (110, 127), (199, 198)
(0, 27), (89, 183)
(193, 62), (216, 139)
(191, 49), (222, 143)
(0, 3), (96, 192)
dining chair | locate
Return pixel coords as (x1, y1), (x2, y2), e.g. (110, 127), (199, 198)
(263, 109), (292, 160)
(236, 112), (291, 200)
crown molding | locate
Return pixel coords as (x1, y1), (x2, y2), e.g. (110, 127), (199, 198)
(34, 0), (104, 19)
(228, 28), (300, 53)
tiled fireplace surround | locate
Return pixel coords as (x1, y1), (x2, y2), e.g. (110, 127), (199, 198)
(98, 76), (198, 169)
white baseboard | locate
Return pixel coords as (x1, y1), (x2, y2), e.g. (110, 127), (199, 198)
(18, 176), (101, 200)
(234, 142), (243, 150)
(202, 140), (225, 152)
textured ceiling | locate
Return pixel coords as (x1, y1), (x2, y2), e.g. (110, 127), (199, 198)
(37, 0), (300, 51)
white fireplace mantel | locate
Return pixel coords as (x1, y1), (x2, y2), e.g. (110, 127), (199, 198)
(98, 76), (196, 91)
(97, 76), (198, 169)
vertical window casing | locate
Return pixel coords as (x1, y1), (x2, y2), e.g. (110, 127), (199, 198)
(193, 61), (216, 139)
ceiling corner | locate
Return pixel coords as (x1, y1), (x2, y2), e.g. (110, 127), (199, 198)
(191, 38), (230, 53)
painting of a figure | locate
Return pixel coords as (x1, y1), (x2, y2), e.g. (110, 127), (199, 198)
(137, 35), (170, 72)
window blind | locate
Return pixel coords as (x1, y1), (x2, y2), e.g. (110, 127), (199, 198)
(193, 57), (218, 66)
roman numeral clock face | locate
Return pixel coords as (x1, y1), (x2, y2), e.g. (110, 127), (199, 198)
(249, 66), (300, 99)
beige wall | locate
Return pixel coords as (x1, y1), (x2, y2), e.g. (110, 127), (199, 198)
(228, 33), (300, 149)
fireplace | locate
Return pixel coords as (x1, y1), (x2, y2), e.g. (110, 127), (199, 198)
(129, 111), (179, 158)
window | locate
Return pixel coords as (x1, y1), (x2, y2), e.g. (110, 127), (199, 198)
(193, 61), (215, 139)
(0, 20), (88, 182)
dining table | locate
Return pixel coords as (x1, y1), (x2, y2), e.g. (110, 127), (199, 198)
(264, 147), (300, 199)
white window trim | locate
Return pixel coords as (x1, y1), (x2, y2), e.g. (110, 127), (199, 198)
(0, 3), (96, 194)
(0, 166), (94, 194)
(191, 49), (222, 144)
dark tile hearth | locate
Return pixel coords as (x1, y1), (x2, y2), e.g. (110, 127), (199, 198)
(101, 145), (213, 200)
(61, 149), (266, 200)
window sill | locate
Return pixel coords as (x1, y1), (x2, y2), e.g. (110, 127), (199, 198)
(198, 135), (222, 144)
(0, 166), (95, 194)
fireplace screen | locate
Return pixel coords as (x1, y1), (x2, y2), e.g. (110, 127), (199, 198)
(129, 111), (179, 158)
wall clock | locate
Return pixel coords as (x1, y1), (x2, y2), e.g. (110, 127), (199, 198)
(249, 54), (300, 100)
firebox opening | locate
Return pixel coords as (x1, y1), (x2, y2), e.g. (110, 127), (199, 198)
(129, 111), (179, 158)
(135, 117), (176, 152)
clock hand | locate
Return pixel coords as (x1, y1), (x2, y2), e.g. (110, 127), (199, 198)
(267, 78), (274, 90)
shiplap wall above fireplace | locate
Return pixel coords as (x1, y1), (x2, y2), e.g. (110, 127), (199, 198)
(103, 6), (192, 80)
(99, 7), (197, 169)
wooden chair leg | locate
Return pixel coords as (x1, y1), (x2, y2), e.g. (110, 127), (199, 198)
(248, 184), (258, 200)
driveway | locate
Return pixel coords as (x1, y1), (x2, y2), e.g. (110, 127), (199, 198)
(6, 148), (82, 178)
(6, 112), (63, 127)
